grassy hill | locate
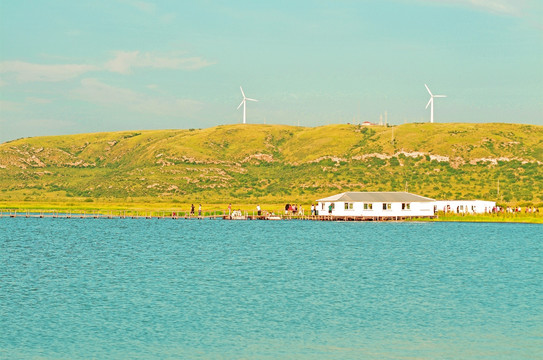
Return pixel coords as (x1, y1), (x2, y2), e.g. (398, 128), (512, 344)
(1, 123), (542, 208)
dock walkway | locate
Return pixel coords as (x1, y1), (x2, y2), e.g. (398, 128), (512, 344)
(0, 210), (225, 220)
(1, 210), (433, 222)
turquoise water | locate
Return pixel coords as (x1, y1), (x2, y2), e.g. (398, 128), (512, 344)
(1, 218), (541, 359)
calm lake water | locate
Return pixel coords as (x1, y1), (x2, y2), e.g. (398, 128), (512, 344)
(1, 218), (541, 359)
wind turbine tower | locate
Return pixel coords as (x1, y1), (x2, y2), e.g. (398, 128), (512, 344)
(237, 86), (258, 124)
(425, 84), (446, 123)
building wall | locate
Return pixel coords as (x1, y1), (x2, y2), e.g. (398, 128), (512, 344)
(316, 200), (435, 217)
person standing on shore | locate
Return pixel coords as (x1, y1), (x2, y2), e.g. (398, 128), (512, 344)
(228, 203), (232, 216)
(198, 204), (202, 216)
(191, 204), (195, 216)
(257, 204), (261, 216)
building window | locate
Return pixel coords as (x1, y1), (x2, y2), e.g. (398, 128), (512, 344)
(344, 202), (353, 210)
(402, 203), (411, 210)
(363, 203), (373, 210)
(383, 203), (391, 210)
(322, 203), (325, 210)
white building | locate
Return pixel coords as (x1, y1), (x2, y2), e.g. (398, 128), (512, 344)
(316, 192), (436, 218)
(433, 200), (495, 214)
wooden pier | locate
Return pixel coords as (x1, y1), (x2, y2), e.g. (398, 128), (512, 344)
(1, 209), (433, 222)
(0, 209), (226, 220)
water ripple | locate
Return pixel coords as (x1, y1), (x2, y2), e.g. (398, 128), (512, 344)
(1, 219), (541, 359)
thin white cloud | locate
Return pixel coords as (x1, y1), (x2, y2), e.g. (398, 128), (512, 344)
(66, 29), (82, 37)
(0, 61), (98, 83)
(412, 0), (531, 16)
(104, 51), (214, 74)
(72, 78), (203, 116)
(104, 51), (139, 74)
(118, 0), (156, 13)
(0, 51), (214, 83)
(161, 13), (176, 24)
(117, 0), (175, 24)
(26, 97), (52, 104)
(456, 0), (523, 15)
(0, 100), (21, 112)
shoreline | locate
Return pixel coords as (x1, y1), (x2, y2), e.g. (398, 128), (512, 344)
(416, 217), (543, 225)
(2, 208), (541, 224)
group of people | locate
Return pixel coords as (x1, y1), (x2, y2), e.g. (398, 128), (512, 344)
(284, 203), (303, 215)
(494, 206), (540, 214)
(190, 204), (202, 216)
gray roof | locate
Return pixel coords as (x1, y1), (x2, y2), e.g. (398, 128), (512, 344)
(316, 192), (435, 203)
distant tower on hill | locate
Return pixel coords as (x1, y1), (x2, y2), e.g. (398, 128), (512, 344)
(425, 84), (446, 123)
(237, 86), (258, 124)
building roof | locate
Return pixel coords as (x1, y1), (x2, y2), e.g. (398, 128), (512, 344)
(316, 192), (435, 203)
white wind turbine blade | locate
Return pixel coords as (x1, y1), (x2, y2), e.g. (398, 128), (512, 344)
(434, 95), (447, 98)
(237, 99), (244, 110)
(245, 97), (258, 102)
(240, 86), (246, 98)
(425, 97), (433, 109)
(425, 84), (433, 96)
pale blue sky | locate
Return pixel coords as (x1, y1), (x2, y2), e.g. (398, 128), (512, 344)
(1, 0), (542, 142)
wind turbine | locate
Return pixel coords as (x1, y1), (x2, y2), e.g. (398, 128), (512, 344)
(425, 84), (446, 123)
(237, 86), (258, 124)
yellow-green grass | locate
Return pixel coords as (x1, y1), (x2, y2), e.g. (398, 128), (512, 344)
(0, 200), (295, 215)
(415, 212), (543, 224)
(2, 123), (542, 206)
(4, 122), (541, 164)
(3, 203), (541, 224)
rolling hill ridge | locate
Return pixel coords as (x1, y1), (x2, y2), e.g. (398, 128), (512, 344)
(1, 123), (542, 206)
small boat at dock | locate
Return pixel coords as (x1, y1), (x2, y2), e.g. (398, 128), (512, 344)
(228, 210), (248, 220)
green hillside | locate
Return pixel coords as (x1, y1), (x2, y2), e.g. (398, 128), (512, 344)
(1, 123), (542, 207)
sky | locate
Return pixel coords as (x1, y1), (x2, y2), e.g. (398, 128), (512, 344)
(0, 0), (542, 143)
